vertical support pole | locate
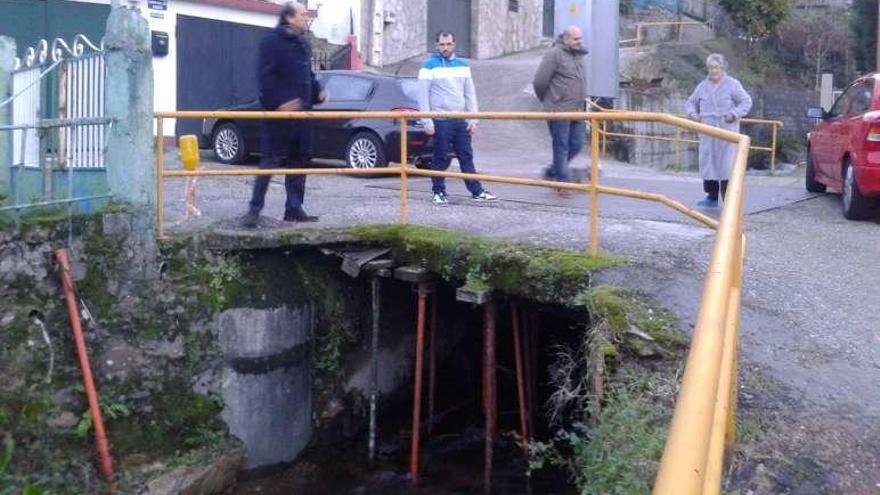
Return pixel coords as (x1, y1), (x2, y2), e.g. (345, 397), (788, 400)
(410, 282), (428, 485)
(589, 118), (600, 256)
(770, 123), (778, 174)
(511, 302), (529, 456)
(675, 128), (682, 168)
(482, 300), (497, 495)
(526, 310), (538, 440)
(156, 117), (165, 238)
(58, 61), (68, 169)
(399, 118), (408, 224)
(428, 289), (438, 436)
(39, 122), (50, 200)
(369, 276), (381, 465)
(67, 127), (73, 224)
(602, 120), (608, 157)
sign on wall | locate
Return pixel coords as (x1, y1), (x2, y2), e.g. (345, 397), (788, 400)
(148, 0), (168, 11)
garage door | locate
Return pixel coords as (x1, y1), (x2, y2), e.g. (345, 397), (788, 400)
(427, 0), (471, 58)
(175, 15), (270, 137)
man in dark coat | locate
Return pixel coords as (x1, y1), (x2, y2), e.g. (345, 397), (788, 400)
(243, 1), (327, 227)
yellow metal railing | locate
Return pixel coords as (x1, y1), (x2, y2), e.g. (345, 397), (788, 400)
(619, 20), (707, 48)
(154, 109), (748, 494)
(587, 100), (784, 172)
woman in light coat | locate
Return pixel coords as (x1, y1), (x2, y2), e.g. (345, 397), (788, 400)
(685, 53), (752, 208)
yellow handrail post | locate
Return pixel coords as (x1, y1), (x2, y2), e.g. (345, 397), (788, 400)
(589, 118), (600, 256)
(399, 118), (409, 224)
(726, 234), (746, 448)
(770, 123), (778, 174)
(156, 117), (165, 239)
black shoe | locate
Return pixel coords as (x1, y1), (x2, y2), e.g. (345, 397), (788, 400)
(284, 209), (319, 222)
(241, 209), (260, 228)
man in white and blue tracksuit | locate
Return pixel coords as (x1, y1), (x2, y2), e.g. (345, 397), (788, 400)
(419, 31), (496, 206)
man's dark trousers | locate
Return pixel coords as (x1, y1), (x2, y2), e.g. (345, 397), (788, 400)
(249, 120), (311, 215)
(430, 120), (483, 196)
(546, 119), (585, 182)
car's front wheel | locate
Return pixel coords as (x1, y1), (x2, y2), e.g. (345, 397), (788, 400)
(842, 159), (871, 220)
(805, 148), (826, 193)
(212, 122), (247, 164)
(345, 132), (387, 169)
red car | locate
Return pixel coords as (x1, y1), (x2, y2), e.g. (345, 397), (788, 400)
(806, 74), (880, 219)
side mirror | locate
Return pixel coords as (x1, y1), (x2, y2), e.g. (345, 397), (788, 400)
(806, 107), (826, 119)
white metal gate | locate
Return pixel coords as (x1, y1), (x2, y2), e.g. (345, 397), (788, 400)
(8, 35), (106, 170)
(64, 52), (106, 168)
(11, 65), (41, 168)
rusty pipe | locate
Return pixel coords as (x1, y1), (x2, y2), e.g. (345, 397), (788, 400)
(483, 301), (497, 495)
(410, 283), (429, 485)
(428, 290), (438, 437)
(511, 302), (529, 456)
(55, 249), (116, 494)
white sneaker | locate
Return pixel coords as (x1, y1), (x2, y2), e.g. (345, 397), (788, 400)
(472, 191), (497, 201)
(432, 193), (449, 206)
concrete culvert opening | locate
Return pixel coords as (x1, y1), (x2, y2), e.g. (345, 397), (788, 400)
(213, 226), (686, 494)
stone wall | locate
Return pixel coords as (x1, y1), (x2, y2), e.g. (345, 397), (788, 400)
(613, 87), (698, 169)
(758, 88), (819, 138)
(472, 0), (543, 59)
(0, 212), (237, 493)
(372, 0), (427, 66)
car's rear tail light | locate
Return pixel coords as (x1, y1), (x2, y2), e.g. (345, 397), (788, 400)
(867, 124), (880, 142)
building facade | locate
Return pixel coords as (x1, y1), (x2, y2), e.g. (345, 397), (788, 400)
(359, 0), (544, 66)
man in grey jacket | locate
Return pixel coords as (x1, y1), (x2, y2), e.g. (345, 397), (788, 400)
(419, 31), (496, 206)
(532, 26), (588, 186)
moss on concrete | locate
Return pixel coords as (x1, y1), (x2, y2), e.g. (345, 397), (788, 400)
(579, 286), (684, 359)
(354, 225), (622, 304)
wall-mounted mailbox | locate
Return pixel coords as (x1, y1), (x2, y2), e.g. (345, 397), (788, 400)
(152, 31), (169, 57)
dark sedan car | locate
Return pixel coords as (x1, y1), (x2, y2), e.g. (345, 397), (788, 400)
(200, 70), (433, 168)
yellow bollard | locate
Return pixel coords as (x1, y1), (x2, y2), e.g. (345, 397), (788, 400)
(179, 134), (200, 171)
(178, 135), (202, 219)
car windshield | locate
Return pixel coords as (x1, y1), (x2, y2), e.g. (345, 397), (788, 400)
(398, 78), (420, 103)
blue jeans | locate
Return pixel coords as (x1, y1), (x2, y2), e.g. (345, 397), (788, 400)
(430, 120), (483, 196)
(546, 120), (586, 182)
